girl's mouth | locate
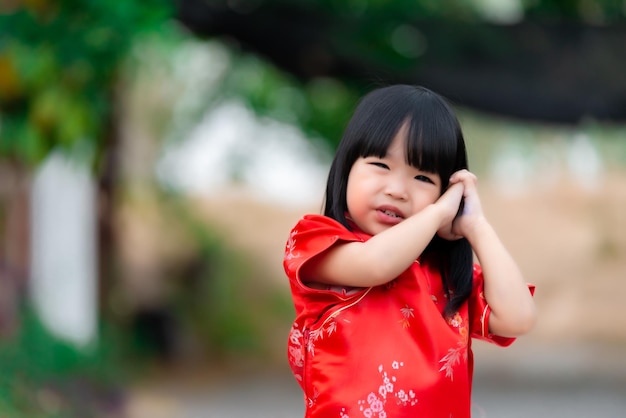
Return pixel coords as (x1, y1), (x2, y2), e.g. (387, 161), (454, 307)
(377, 206), (405, 223)
(380, 209), (402, 218)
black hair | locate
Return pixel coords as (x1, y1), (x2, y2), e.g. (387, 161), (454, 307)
(323, 84), (472, 316)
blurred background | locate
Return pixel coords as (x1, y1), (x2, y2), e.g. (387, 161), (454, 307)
(1, 0), (626, 417)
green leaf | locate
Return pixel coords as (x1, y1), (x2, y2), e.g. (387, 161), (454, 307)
(16, 122), (48, 165)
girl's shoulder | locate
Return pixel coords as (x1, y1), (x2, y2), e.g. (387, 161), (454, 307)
(292, 214), (370, 242)
(299, 214), (343, 227)
(290, 214), (346, 237)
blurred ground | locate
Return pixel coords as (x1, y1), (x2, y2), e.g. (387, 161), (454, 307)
(125, 341), (626, 417)
(124, 169), (626, 417)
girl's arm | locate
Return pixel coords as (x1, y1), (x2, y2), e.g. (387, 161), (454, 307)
(301, 182), (465, 288)
(451, 170), (536, 337)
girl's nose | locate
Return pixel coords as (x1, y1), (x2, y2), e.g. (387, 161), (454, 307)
(384, 177), (408, 200)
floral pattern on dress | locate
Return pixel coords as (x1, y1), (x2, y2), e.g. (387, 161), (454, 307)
(285, 230), (299, 259)
(288, 317), (341, 391)
(308, 387), (320, 409)
(284, 229), (302, 272)
(439, 341), (467, 381)
(398, 305), (414, 329)
(340, 361), (417, 418)
(283, 216), (529, 418)
(438, 312), (470, 380)
(288, 323), (305, 382)
(447, 312), (469, 343)
(307, 317), (338, 356)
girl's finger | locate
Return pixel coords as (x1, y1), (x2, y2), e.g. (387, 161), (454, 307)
(449, 169), (473, 184)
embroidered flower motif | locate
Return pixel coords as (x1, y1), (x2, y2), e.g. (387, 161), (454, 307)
(326, 319), (338, 336)
(285, 230), (299, 260)
(448, 312), (463, 328)
(289, 324), (303, 345)
(353, 361), (418, 417)
(398, 305), (414, 328)
(288, 344), (304, 368)
(305, 318), (338, 357)
(306, 336), (316, 355)
(395, 389), (417, 407)
(446, 311), (469, 343)
(438, 342), (468, 381)
(308, 387), (319, 408)
(288, 323), (304, 367)
(284, 230), (303, 272)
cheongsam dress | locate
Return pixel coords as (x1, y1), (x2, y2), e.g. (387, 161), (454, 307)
(284, 214), (534, 418)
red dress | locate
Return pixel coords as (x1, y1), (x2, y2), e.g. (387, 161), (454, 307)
(284, 214), (534, 418)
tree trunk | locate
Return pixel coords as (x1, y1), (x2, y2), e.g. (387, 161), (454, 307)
(0, 160), (31, 337)
(96, 86), (123, 321)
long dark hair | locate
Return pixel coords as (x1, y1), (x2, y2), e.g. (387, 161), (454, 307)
(323, 85), (472, 315)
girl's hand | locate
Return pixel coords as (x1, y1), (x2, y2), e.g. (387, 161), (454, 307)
(435, 181), (465, 240)
(449, 169), (486, 239)
(447, 169), (536, 337)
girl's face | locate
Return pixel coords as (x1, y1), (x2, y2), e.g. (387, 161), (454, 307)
(346, 124), (442, 236)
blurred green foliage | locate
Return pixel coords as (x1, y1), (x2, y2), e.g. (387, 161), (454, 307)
(0, 306), (130, 417)
(2, 0), (625, 166)
(130, 31), (363, 152)
(217, 51), (362, 148)
(0, 0), (172, 166)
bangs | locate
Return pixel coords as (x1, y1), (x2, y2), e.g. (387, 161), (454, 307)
(353, 108), (464, 190)
(356, 113), (407, 161)
(405, 109), (462, 179)
(325, 85), (468, 225)
(346, 86), (465, 187)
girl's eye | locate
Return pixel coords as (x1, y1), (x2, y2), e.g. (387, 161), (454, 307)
(415, 174), (434, 184)
(369, 162), (389, 170)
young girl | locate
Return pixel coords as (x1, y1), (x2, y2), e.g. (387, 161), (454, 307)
(283, 85), (536, 418)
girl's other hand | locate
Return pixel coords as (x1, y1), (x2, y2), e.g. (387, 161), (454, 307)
(449, 170), (486, 239)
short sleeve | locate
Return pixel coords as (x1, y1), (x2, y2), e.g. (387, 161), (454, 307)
(283, 214), (365, 297)
(468, 264), (536, 347)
